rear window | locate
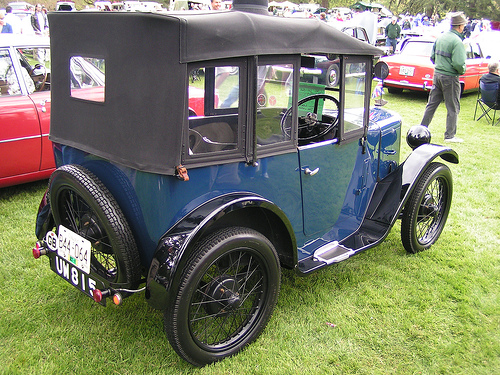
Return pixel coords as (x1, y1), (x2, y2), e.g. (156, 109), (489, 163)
(401, 41), (433, 57)
(70, 56), (105, 102)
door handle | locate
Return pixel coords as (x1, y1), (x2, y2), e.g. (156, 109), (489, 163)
(304, 167), (319, 176)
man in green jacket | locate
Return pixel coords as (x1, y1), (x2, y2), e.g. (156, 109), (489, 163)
(385, 16), (401, 54)
(421, 12), (467, 142)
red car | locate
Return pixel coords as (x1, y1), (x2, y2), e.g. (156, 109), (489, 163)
(0, 35), (53, 188)
(381, 36), (489, 94)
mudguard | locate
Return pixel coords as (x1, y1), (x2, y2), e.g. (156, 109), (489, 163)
(145, 192), (296, 310)
(401, 143), (458, 203)
(299, 143), (459, 274)
(366, 142), (458, 230)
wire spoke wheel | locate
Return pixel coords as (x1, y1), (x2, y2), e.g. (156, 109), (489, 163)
(190, 250), (265, 347)
(402, 162), (453, 253)
(49, 165), (141, 286)
(165, 227), (280, 366)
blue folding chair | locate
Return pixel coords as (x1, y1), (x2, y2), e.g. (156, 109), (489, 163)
(474, 81), (500, 126)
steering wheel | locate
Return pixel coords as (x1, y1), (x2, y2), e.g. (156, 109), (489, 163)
(29, 64), (48, 91)
(281, 94), (340, 143)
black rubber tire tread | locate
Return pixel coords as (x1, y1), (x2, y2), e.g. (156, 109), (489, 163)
(49, 164), (141, 287)
(401, 162), (453, 254)
(165, 226), (281, 366)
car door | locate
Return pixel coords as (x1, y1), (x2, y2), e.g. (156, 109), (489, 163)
(462, 41), (488, 91)
(0, 46), (50, 182)
(298, 58), (371, 238)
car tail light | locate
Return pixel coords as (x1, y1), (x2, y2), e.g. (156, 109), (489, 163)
(92, 288), (106, 303)
(32, 242), (48, 259)
(92, 289), (123, 305)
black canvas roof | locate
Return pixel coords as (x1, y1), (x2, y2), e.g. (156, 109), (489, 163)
(177, 10), (383, 62)
(48, 10), (382, 175)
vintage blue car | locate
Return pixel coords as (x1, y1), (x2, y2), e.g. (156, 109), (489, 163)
(33, 0), (458, 366)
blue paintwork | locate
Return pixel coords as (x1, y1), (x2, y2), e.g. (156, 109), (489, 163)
(52, 107), (403, 268)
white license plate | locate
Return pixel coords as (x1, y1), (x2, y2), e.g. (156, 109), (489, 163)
(399, 66), (415, 76)
(47, 225), (91, 274)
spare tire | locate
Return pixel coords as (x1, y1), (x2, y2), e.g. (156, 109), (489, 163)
(49, 164), (141, 287)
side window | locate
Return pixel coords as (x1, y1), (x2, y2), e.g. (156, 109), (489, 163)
(187, 64), (240, 156)
(0, 49), (19, 96)
(464, 43), (473, 59)
(255, 62), (294, 148)
(344, 60), (367, 137)
(17, 47), (50, 93)
(296, 54), (341, 145)
(470, 43), (482, 59)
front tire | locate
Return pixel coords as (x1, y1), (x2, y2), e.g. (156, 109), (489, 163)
(165, 227), (281, 366)
(401, 162), (453, 254)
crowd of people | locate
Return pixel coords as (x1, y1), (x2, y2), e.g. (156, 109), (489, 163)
(1, 4), (49, 35)
(2, 2), (499, 142)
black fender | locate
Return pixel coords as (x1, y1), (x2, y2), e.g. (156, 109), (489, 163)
(368, 143), (458, 227)
(35, 189), (54, 240)
(145, 192), (296, 310)
(337, 143), (458, 255)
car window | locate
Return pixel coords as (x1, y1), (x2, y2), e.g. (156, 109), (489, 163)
(465, 42), (482, 59)
(344, 60), (367, 136)
(255, 62), (294, 148)
(69, 56), (106, 102)
(0, 48), (27, 96)
(187, 64), (240, 156)
(17, 47), (50, 93)
(298, 54), (342, 141)
(401, 41), (433, 57)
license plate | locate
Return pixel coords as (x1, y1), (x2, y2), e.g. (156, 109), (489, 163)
(49, 255), (106, 304)
(399, 66), (415, 76)
(46, 226), (91, 274)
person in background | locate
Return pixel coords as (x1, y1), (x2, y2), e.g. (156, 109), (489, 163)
(479, 61), (500, 102)
(385, 17), (401, 54)
(31, 4), (49, 35)
(4, 6), (22, 34)
(0, 12), (13, 33)
(210, 0), (222, 10)
(420, 12), (467, 143)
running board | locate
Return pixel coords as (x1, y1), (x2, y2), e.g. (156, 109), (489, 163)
(313, 241), (354, 265)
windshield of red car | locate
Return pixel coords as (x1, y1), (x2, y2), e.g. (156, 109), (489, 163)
(401, 41), (433, 57)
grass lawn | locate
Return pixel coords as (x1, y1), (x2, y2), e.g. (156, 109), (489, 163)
(0, 89), (498, 375)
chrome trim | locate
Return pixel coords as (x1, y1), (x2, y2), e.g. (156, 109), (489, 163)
(298, 138), (338, 151)
(0, 134), (42, 144)
(384, 80), (429, 90)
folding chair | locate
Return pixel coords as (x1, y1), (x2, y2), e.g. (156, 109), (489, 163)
(474, 81), (500, 126)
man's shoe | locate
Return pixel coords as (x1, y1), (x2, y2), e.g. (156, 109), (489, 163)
(444, 137), (464, 143)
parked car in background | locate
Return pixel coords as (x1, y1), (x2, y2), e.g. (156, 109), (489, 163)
(380, 36), (489, 94)
(7, 1), (32, 11)
(33, 1), (458, 367)
(56, 1), (77, 11)
(0, 35), (53, 188)
(0, 35), (109, 188)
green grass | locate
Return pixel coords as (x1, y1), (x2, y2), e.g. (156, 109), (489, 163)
(1, 90), (499, 374)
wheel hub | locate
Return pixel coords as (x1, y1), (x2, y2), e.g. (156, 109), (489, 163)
(80, 213), (106, 252)
(204, 276), (241, 316)
(419, 194), (438, 218)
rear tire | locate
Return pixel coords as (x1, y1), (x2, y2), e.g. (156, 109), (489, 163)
(49, 165), (141, 287)
(165, 227), (280, 366)
(401, 163), (453, 254)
